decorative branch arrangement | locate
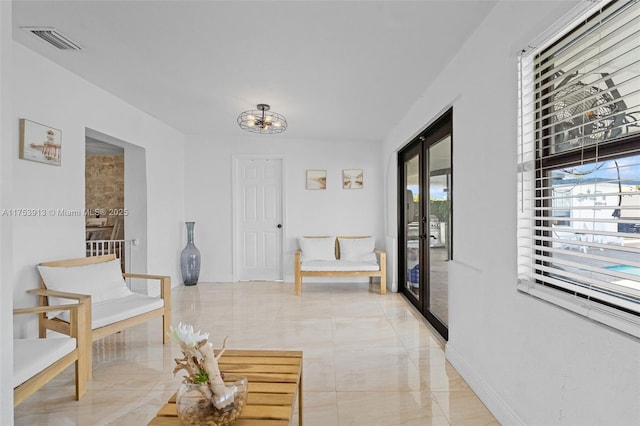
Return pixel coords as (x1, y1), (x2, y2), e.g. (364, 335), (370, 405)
(169, 323), (235, 412)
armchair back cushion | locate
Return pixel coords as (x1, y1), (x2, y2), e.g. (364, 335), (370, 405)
(38, 259), (132, 315)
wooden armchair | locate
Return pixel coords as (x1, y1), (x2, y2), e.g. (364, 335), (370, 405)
(34, 254), (171, 377)
(13, 299), (90, 406)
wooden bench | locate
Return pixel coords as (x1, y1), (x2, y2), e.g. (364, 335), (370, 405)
(294, 236), (386, 295)
(34, 254), (171, 378)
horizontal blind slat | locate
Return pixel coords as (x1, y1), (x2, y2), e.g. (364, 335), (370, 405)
(534, 0), (637, 65)
(531, 264), (640, 301)
(535, 26), (640, 96)
(529, 272), (640, 313)
(534, 13), (640, 89)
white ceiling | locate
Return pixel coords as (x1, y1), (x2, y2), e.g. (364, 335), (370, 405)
(12, 1), (499, 143)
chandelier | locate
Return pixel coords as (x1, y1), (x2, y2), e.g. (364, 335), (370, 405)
(237, 104), (287, 134)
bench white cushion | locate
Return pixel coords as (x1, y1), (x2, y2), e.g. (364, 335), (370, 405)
(299, 236), (336, 261)
(13, 337), (76, 387)
(338, 237), (377, 262)
(56, 293), (165, 329)
(300, 260), (380, 272)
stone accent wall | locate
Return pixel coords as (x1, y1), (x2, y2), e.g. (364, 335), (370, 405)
(85, 155), (124, 239)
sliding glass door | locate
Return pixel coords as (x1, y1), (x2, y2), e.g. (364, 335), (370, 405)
(398, 109), (452, 339)
(402, 145), (422, 301)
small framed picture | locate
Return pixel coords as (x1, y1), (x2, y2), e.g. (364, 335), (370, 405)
(19, 118), (62, 166)
(306, 170), (326, 190)
(343, 169), (363, 189)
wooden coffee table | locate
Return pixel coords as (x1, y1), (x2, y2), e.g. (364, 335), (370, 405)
(148, 349), (303, 426)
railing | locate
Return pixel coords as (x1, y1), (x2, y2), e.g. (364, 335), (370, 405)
(86, 239), (132, 272)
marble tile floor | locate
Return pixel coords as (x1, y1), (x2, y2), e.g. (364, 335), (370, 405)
(14, 282), (498, 426)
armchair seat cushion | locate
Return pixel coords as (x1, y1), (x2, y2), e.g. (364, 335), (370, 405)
(93, 294), (164, 329)
(13, 338), (77, 388)
(300, 260), (380, 272)
(56, 293), (165, 329)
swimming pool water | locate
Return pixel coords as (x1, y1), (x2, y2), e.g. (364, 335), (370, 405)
(605, 265), (640, 276)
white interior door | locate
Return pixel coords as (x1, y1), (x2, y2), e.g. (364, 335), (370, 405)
(234, 157), (283, 281)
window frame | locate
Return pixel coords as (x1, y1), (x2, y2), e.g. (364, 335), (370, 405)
(517, 0), (640, 337)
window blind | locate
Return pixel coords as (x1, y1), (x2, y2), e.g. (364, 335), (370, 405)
(517, 0), (640, 336)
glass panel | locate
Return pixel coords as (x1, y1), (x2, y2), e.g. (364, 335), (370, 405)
(428, 136), (451, 324)
(405, 154), (420, 299)
(547, 153), (640, 295)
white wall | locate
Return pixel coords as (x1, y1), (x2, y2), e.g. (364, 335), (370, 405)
(11, 42), (186, 335)
(184, 135), (384, 283)
(0, 1), (14, 420)
(382, 2), (640, 425)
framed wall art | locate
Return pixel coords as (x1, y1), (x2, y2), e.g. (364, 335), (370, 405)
(342, 169), (363, 189)
(19, 118), (62, 166)
(306, 170), (326, 190)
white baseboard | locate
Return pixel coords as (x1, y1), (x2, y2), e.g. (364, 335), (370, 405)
(445, 343), (524, 425)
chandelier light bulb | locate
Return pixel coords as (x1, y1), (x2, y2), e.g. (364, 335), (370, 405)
(237, 104), (287, 134)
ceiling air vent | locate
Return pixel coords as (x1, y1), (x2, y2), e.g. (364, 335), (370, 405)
(21, 27), (82, 50)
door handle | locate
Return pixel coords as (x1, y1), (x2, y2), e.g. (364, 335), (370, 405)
(277, 224), (282, 229)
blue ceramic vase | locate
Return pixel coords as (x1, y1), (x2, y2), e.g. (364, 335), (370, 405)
(181, 222), (201, 286)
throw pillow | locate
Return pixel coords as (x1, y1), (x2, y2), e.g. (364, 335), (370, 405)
(338, 237), (377, 262)
(299, 237), (336, 261)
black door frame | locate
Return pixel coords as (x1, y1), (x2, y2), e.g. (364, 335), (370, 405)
(397, 108), (452, 340)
